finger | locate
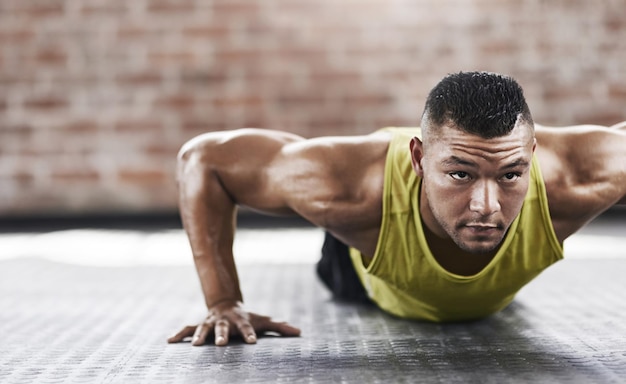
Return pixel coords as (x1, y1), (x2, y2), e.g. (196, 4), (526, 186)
(214, 319), (230, 346)
(167, 325), (197, 343)
(264, 321), (301, 337)
(192, 321), (212, 346)
(235, 321), (257, 344)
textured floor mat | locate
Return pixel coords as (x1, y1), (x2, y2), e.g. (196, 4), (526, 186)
(1, 256), (626, 383)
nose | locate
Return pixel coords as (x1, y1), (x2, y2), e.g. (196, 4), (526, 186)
(469, 180), (501, 216)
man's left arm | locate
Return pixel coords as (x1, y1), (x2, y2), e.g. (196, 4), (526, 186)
(536, 122), (626, 240)
(582, 123), (626, 208)
(562, 122), (626, 208)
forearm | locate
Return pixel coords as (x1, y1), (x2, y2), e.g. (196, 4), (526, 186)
(187, 201), (242, 307)
(193, 247), (243, 308)
(178, 148), (243, 309)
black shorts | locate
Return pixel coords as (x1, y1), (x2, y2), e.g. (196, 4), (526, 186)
(316, 231), (371, 303)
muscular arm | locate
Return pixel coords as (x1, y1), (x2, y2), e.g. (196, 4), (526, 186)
(167, 128), (388, 346)
(535, 123), (626, 241)
(168, 129), (304, 346)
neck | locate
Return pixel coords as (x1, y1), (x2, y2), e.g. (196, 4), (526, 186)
(421, 221), (497, 276)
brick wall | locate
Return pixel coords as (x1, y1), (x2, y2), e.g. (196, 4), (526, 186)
(1, 0), (625, 217)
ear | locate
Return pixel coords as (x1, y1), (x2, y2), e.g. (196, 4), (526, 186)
(409, 137), (425, 177)
(532, 137), (537, 153)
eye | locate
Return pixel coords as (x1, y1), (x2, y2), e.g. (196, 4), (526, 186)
(449, 171), (470, 181)
(501, 172), (521, 182)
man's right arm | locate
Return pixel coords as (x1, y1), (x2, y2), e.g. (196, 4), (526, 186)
(167, 129), (304, 346)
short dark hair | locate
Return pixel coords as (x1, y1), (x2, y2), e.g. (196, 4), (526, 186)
(421, 72), (534, 139)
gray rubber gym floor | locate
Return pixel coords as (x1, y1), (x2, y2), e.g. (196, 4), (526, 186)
(1, 212), (625, 383)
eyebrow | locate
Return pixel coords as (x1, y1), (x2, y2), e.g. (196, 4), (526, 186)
(442, 156), (478, 168)
(442, 156), (530, 170)
(500, 158), (530, 170)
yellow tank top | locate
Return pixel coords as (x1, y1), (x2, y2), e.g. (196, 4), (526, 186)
(350, 127), (563, 322)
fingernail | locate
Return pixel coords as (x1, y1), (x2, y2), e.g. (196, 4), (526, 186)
(216, 336), (225, 345)
(247, 335), (256, 343)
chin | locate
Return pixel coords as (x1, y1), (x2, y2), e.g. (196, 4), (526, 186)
(456, 240), (500, 255)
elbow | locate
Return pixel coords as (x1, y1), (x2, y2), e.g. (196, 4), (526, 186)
(176, 142), (196, 186)
(176, 135), (214, 186)
(177, 137), (202, 169)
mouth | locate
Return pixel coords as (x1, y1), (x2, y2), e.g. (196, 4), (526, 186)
(463, 223), (502, 234)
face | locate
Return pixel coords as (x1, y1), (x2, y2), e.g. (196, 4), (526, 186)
(410, 122), (536, 254)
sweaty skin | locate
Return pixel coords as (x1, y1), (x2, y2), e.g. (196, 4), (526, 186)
(168, 122), (626, 346)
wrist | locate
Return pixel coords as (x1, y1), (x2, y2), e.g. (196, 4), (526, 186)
(207, 297), (241, 309)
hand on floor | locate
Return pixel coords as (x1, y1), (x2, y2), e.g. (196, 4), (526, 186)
(167, 300), (301, 346)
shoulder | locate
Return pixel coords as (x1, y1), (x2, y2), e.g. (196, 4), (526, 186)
(275, 132), (391, 249)
(535, 124), (626, 240)
(276, 131), (391, 187)
(281, 131), (392, 160)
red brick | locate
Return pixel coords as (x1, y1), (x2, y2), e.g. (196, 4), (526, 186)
(154, 94), (195, 110)
(309, 70), (361, 84)
(213, 96), (263, 108)
(52, 170), (100, 182)
(605, 17), (624, 33)
(114, 119), (163, 132)
(148, 51), (196, 66)
(307, 116), (358, 132)
(181, 120), (228, 133)
(375, 120), (417, 131)
(480, 40), (519, 55)
(0, 29), (35, 44)
(215, 48), (265, 64)
(144, 143), (180, 156)
(116, 71), (163, 86)
(80, 3), (128, 16)
(608, 84), (626, 99)
(35, 47), (67, 66)
(61, 120), (100, 133)
(12, 171), (35, 185)
(9, 2), (64, 17)
(341, 93), (394, 107)
(274, 49), (327, 64)
(117, 169), (168, 184)
(24, 95), (68, 110)
(212, 2), (260, 15)
(182, 25), (230, 39)
(181, 69), (228, 87)
(599, 41), (620, 53)
(147, 0), (195, 13)
(117, 25), (148, 40)
(1, 0), (626, 217)
(1, 124), (36, 137)
(276, 93), (326, 108)
(240, 119), (269, 130)
(542, 85), (592, 102)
